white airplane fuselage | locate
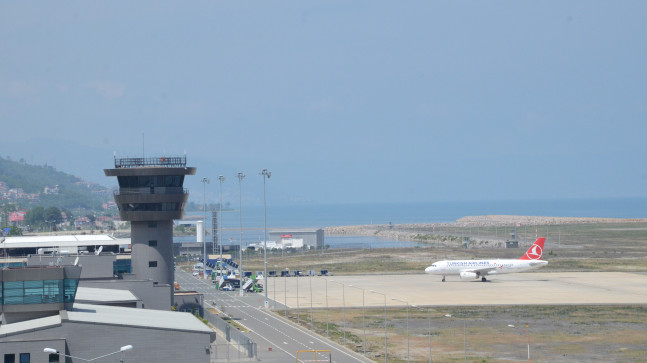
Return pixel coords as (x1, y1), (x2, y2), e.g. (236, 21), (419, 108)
(425, 259), (548, 280)
(425, 237), (548, 281)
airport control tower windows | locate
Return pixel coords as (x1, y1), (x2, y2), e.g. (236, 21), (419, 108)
(121, 203), (181, 212)
(117, 175), (184, 188)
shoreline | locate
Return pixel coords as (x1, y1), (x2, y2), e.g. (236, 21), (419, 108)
(324, 215), (647, 244)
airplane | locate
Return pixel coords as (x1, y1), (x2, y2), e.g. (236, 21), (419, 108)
(424, 237), (548, 282)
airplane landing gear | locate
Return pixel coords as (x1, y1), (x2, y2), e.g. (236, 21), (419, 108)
(481, 276), (487, 282)
(442, 276), (446, 282)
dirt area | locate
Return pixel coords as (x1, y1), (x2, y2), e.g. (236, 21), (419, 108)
(244, 218), (647, 362)
(284, 302), (647, 362)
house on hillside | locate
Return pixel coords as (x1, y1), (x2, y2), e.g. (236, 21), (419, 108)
(75, 216), (92, 228)
(8, 211), (26, 226)
(44, 185), (60, 194)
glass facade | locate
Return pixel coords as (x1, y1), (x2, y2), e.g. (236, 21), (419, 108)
(1, 278), (78, 305)
(113, 259), (132, 275)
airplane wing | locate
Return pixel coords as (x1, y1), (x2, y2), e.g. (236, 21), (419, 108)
(463, 266), (499, 276)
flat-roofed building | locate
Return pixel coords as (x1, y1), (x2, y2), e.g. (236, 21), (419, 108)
(269, 228), (324, 250)
(0, 265), (214, 362)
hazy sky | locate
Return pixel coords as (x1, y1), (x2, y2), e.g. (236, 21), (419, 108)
(1, 1), (646, 206)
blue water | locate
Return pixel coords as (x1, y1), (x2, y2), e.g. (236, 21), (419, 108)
(178, 197), (647, 248)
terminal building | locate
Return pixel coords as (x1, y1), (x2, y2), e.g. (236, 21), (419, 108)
(0, 156), (216, 361)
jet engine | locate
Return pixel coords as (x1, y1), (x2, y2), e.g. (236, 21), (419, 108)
(459, 271), (479, 280)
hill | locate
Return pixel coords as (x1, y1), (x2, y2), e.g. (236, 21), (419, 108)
(0, 156), (112, 210)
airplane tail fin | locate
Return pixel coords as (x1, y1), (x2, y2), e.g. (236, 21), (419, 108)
(519, 237), (546, 260)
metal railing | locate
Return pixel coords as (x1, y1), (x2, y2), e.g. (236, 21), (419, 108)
(113, 187), (188, 195)
(113, 156), (187, 168)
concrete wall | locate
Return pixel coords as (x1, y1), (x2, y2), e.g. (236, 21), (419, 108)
(27, 254), (117, 279)
(131, 220), (174, 288)
(79, 279), (171, 310)
(0, 338), (66, 363)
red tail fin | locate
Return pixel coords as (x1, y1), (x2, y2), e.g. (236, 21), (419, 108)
(519, 237), (546, 260)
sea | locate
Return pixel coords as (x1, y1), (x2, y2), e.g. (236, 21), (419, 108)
(176, 197), (647, 249)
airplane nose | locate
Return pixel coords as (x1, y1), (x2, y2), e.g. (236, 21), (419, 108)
(425, 266), (433, 273)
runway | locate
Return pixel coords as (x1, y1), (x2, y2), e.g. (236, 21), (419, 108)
(266, 272), (647, 309)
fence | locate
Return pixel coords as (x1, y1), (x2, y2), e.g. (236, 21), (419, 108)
(204, 309), (257, 361)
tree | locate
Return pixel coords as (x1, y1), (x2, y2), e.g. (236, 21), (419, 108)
(44, 207), (63, 226)
(86, 214), (96, 224)
(25, 206), (46, 228)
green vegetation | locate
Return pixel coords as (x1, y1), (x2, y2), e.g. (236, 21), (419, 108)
(0, 156), (110, 210)
(285, 305), (647, 362)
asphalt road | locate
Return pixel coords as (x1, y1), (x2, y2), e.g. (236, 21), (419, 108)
(175, 269), (373, 363)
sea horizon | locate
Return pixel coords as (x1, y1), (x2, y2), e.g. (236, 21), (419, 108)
(179, 197), (647, 246)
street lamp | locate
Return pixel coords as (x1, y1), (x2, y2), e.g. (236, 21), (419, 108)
(392, 298), (410, 363)
(413, 305), (432, 363)
(349, 285), (366, 356)
(283, 267), (290, 318)
(331, 280), (346, 347)
(508, 324), (530, 362)
(273, 264), (278, 310)
(370, 290), (388, 363)
(260, 168), (271, 309)
(201, 177), (210, 279)
(44, 345), (133, 362)
(309, 273), (314, 330)
(236, 172), (245, 297)
(296, 271), (300, 325)
(325, 277), (329, 338)
(217, 175), (225, 264)
(445, 314), (467, 363)
(284, 268), (289, 318)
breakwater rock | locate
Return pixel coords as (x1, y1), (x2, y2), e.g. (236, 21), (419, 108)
(324, 215), (647, 248)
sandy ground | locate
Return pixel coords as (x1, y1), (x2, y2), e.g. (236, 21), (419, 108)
(267, 272), (647, 309)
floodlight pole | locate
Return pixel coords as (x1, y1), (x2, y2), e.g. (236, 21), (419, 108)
(218, 175), (225, 264)
(325, 278), (329, 338)
(236, 172), (245, 297)
(349, 285), (366, 356)
(201, 177), (210, 279)
(392, 298), (410, 363)
(331, 280), (346, 347)
(370, 290), (387, 363)
(261, 168), (271, 308)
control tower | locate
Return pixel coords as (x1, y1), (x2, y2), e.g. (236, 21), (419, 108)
(105, 156), (196, 287)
